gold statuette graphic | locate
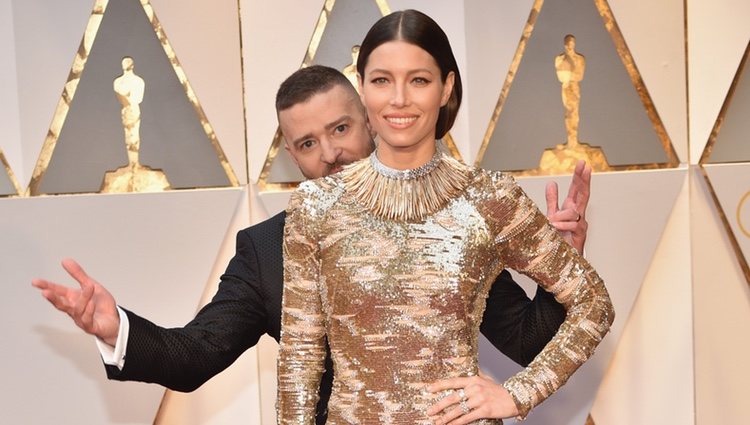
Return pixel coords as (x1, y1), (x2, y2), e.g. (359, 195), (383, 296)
(343, 45), (361, 93)
(101, 57), (170, 193)
(537, 35), (611, 175)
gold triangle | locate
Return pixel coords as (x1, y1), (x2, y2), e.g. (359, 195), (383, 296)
(28, 0), (238, 196)
(0, 149), (23, 197)
(257, 0), (463, 192)
(699, 40), (750, 164)
(476, 0), (680, 176)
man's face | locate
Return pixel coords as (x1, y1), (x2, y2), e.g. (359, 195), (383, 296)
(280, 84), (375, 179)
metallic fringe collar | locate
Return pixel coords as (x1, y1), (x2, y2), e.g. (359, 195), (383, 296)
(341, 150), (472, 222)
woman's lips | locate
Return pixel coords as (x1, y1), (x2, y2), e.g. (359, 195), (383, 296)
(384, 115), (418, 127)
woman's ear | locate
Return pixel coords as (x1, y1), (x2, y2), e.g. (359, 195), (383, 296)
(441, 71), (455, 106)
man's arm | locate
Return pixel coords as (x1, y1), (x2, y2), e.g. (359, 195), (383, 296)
(33, 229), (270, 392)
(479, 271), (565, 367)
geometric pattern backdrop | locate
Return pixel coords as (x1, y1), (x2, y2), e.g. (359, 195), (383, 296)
(701, 41), (750, 283)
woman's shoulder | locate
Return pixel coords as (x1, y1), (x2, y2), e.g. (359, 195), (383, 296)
(290, 174), (346, 216)
(468, 167), (520, 193)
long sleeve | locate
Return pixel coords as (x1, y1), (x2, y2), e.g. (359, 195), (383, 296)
(480, 271), (566, 367)
(277, 188), (327, 425)
(484, 173), (614, 419)
(104, 229), (269, 392)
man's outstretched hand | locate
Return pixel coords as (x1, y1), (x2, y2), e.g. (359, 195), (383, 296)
(32, 259), (120, 346)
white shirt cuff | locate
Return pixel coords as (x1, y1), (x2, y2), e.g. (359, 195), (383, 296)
(95, 306), (130, 370)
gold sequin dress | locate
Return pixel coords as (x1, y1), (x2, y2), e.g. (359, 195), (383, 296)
(277, 151), (614, 424)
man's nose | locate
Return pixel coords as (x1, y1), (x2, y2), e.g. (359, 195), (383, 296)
(320, 140), (342, 164)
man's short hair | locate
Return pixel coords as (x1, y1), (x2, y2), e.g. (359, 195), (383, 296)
(275, 65), (358, 113)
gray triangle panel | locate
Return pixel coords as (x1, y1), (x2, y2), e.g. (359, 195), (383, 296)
(38, 0), (230, 194)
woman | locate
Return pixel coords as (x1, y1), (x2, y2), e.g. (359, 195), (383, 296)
(277, 10), (614, 424)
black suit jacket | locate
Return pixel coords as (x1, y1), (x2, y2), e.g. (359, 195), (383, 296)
(106, 211), (565, 424)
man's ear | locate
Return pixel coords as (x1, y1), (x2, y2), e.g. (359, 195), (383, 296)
(283, 141), (299, 166)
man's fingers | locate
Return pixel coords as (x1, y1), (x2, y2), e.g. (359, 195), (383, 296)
(576, 162), (592, 213)
(31, 278), (49, 290)
(563, 161), (592, 218)
(545, 181), (559, 217)
(72, 278), (95, 318)
(33, 279), (72, 309)
(567, 161), (583, 199)
(39, 289), (70, 312)
(61, 258), (93, 288)
(564, 161), (586, 208)
(550, 208), (581, 223)
(550, 221), (578, 232)
(574, 159), (585, 174)
(78, 293), (97, 332)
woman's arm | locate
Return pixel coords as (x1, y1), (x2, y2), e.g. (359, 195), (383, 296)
(276, 187), (327, 425)
(490, 173), (614, 419)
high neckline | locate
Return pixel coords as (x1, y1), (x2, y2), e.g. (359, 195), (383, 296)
(341, 151), (472, 222)
(370, 150), (442, 181)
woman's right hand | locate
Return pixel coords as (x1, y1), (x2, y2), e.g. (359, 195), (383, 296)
(426, 372), (519, 424)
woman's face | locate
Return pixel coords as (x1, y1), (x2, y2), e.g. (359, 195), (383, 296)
(359, 41), (454, 153)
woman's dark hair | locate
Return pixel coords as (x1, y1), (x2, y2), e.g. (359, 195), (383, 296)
(356, 10), (462, 139)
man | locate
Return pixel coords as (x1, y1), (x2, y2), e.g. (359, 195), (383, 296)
(33, 65), (591, 424)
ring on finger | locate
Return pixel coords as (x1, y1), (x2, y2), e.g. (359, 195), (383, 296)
(456, 388), (467, 402)
(459, 399), (470, 415)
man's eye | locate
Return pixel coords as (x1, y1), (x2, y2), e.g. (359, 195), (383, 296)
(334, 124), (348, 134)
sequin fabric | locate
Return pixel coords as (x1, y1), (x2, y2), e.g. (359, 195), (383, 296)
(277, 153), (614, 424)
